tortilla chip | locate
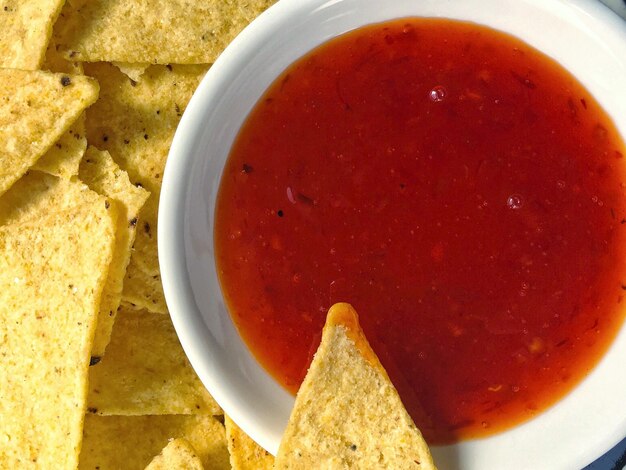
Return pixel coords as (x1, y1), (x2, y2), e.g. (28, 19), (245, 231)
(0, 199), (118, 468)
(79, 147), (150, 356)
(0, 0), (65, 69)
(83, 61), (208, 313)
(0, 167), (138, 356)
(0, 68), (99, 196)
(42, 18), (84, 76)
(84, 62), (206, 191)
(56, 0), (274, 64)
(79, 415), (230, 470)
(145, 438), (205, 470)
(274, 303), (436, 469)
(128, 192), (159, 274)
(122, 264), (168, 313)
(87, 306), (220, 415)
(120, 197), (163, 314)
(32, 115), (87, 178)
(33, 26), (88, 178)
(225, 415), (274, 470)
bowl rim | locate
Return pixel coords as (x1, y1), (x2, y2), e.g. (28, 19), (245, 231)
(159, 0), (626, 467)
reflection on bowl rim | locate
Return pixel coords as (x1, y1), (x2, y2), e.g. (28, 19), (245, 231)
(159, 0), (626, 468)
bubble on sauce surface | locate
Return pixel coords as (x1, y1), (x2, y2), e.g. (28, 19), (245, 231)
(286, 186), (296, 204)
(429, 85), (447, 102)
(507, 194), (524, 210)
(519, 282), (530, 297)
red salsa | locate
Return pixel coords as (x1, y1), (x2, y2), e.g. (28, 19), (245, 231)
(215, 19), (626, 443)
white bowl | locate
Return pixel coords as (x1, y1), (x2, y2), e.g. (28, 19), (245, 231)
(159, 1), (626, 468)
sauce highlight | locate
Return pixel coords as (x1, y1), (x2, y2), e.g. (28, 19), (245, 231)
(215, 19), (626, 443)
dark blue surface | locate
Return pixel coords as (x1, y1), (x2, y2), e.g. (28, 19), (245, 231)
(584, 437), (626, 469)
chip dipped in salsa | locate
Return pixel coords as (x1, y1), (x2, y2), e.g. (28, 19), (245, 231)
(214, 18), (626, 443)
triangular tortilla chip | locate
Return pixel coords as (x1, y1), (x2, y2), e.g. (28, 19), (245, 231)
(0, 168), (143, 357)
(79, 415), (230, 470)
(274, 303), (436, 469)
(83, 62), (207, 192)
(87, 306), (220, 415)
(0, 0), (65, 69)
(83, 61), (208, 313)
(32, 115), (87, 178)
(0, 68), (99, 196)
(126, 192), (159, 274)
(0, 199), (118, 468)
(225, 415), (274, 470)
(56, 0), (274, 64)
(79, 147), (150, 357)
(145, 438), (205, 470)
(34, 30), (88, 179)
(42, 15), (84, 77)
(122, 264), (168, 313)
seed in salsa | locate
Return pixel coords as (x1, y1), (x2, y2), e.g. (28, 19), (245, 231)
(215, 18), (626, 444)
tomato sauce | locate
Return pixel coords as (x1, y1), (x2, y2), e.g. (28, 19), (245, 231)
(214, 19), (626, 443)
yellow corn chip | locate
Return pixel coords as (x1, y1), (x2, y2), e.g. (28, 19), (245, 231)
(33, 26), (88, 179)
(0, 168), (144, 357)
(122, 264), (168, 313)
(128, 192), (159, 274)
(0, 199), (118, 468)
(274, 303), (436, 469)
(118, 195), (161, 314)
(83, 61), (208, 313)
(145, 438), (205, 470)
(87, 306), (220, 415)
(0, 68), (98, 196)
(84, 62), (206, 192)
(56, 0), (274, 64)
(0, 0), (65, 69)
(79, 415), (230, 470)
(32, 116), (87, 178)
(225, 415), (274, 470)
(79, 147), (150, 357)
(43, 15), (84, 76)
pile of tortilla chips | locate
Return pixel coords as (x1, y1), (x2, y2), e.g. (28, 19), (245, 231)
(0, 1), (436, 469)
